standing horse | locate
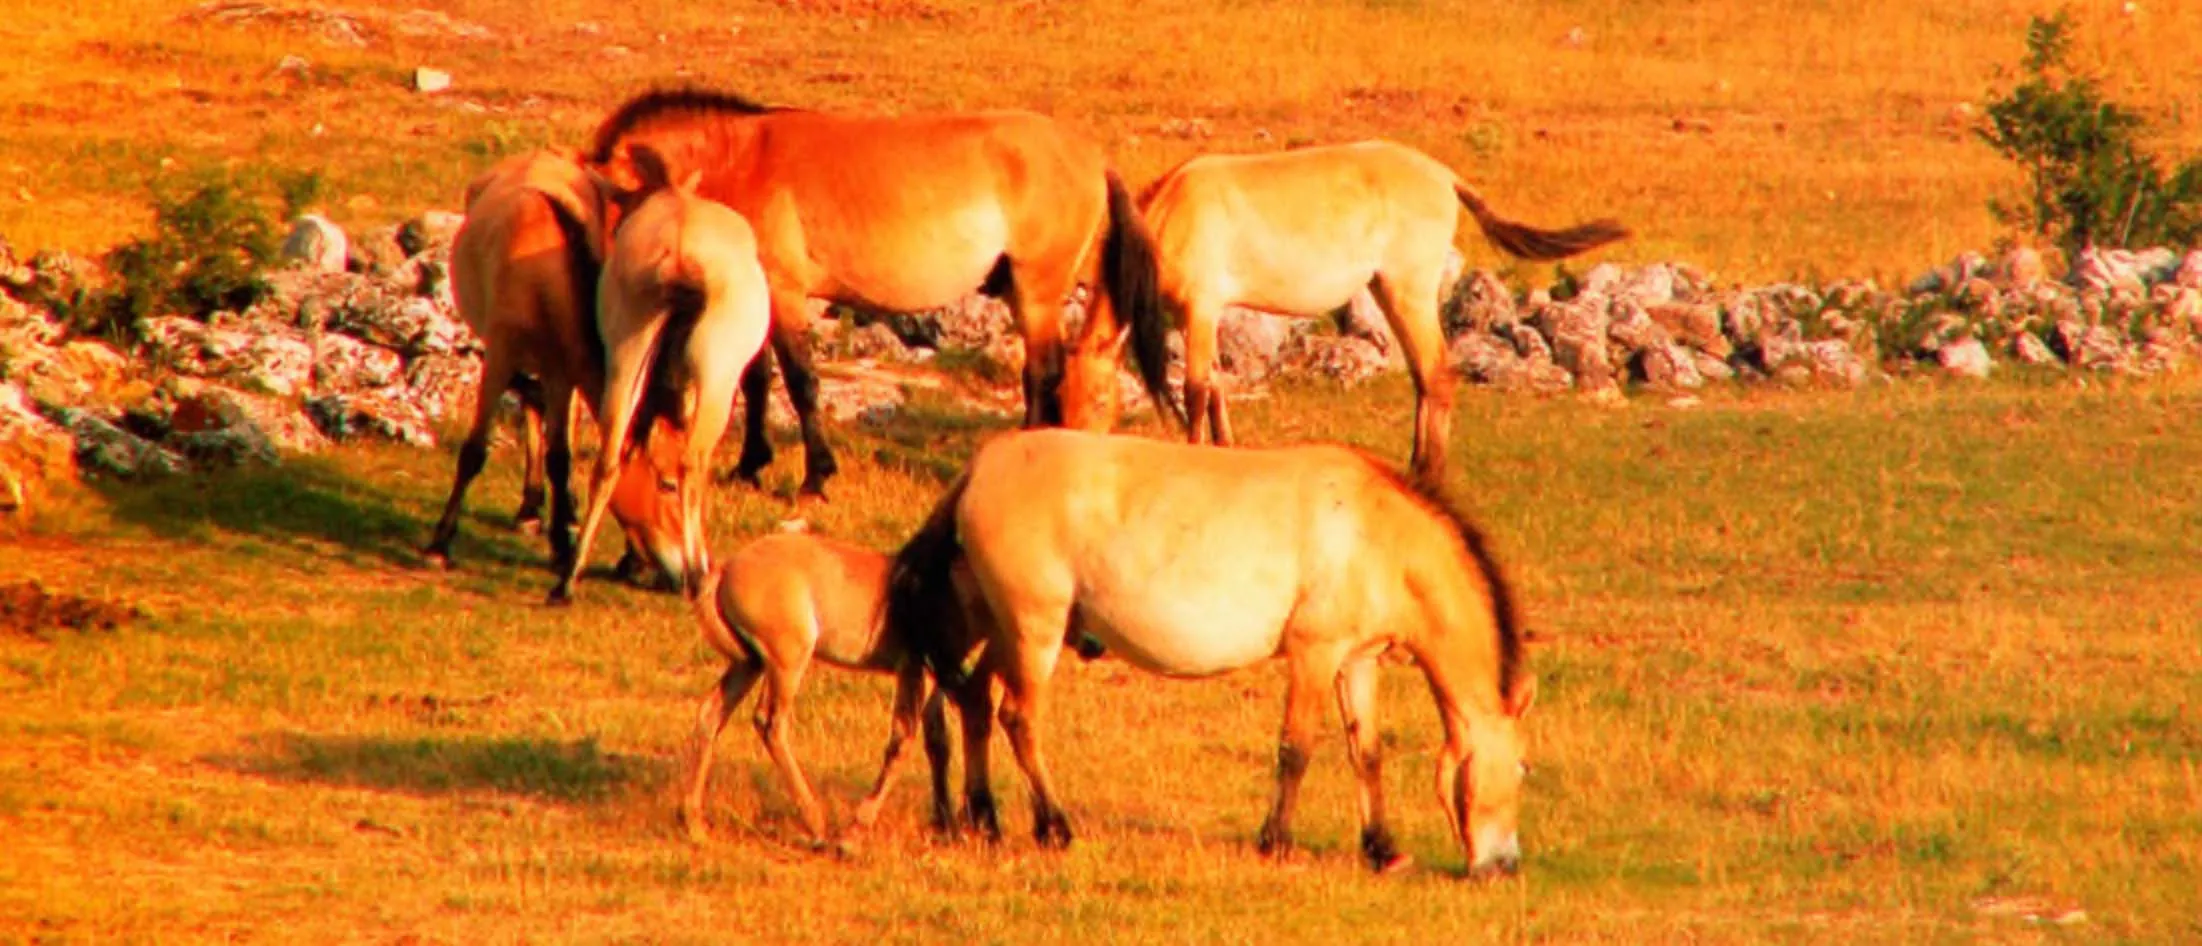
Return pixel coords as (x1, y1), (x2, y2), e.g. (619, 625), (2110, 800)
(888, 429), (1537, 877)
(585, 88), (1181, 497)
(423, 149), (687, 580)
(1062, 140), (1628, 480)
(551, 146), (772, 603)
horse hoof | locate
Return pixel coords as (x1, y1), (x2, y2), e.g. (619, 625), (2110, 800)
(1374, 852), (1414, 876)
(420, 548), (454, 571)
(544, 587), (574, 608)
(514, 518), (544, 538)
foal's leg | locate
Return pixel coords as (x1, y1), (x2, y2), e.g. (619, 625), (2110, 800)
(852, 661), (930, 830)
(727, 347), (775, 488)
(1337, 656), (1409, 874)
(681, 659), (765, 843)
(1256, 647), (1344, 858)
(1369, 268), (1455, 482)
(996, 625), (1073, 848)
(765, 297), (839, 498)
(424, 337), (522, 566)
(510, 373), (548, 536)
(752, 657), (830, 843)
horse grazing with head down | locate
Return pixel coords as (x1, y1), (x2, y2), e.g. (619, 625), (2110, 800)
(889, 429), (1537, 878)
(585, 88), (1181, 498)
(1062, 139), (1628, 480)
(424, 148), (689, 582)
(550, 145), (772, 603)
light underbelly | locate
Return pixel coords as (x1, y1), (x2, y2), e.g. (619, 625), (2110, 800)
(1076, 583), (1291, 679)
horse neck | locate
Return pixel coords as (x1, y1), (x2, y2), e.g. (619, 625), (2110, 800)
(620, 117), (768, 194)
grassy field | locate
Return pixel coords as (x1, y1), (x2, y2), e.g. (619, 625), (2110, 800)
(3, 374), (2198, 943)
(5, 0), (2202, 280)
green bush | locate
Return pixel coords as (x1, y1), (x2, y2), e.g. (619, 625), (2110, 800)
(1978, 11), (2202, 256)
(91, 174), (280, 338)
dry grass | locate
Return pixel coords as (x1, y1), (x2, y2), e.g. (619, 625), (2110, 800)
(3, 374), (2198, 942)
(5, 1), (2202, 280)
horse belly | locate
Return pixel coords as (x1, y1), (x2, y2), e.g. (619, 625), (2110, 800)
(818, 204), (1009, 311)
(1076, 579), (1291, 678)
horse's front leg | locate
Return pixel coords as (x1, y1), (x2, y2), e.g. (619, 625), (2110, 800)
(1336, 656), (1409, 874)
(1256, 649), (1339, 859)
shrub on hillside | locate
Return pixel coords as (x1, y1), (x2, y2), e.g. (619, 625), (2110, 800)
(1978, 11), (2202, 257)
(87, 175), (279, 341)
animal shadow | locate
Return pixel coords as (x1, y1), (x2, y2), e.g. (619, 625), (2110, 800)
(209, 731), (662, 806)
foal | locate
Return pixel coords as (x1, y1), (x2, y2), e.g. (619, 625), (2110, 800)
(683, 532), (994, 845)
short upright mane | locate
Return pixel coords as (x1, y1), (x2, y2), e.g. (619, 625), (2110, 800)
(1367, 459), (1524, 699)
(588, 88), (787, 164)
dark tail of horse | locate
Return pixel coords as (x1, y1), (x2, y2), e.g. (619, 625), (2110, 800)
(1100, 171), (1183, 428)
(540, 191), (607, 373)
(627, 273), (707, 455)
(886, 469), (976, 689)
(1453, 182), (1630, 262)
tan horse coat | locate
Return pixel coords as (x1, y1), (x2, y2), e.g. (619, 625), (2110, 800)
(586, 89), (1177, 496)
(1065, 140), (1626, 479)
(426, 149), (679, 579)
(890, 429), (1536, 876)
(552, 153), (772, 602)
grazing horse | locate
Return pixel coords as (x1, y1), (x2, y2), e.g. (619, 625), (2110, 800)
(423, 149), (684, 579)
(551, 146), (772, 603)
(889, 429), (1537, 877)
(1062, 140), (1628, 480)
(682, 531), (998, 846)
(584, 88), (1181, 497)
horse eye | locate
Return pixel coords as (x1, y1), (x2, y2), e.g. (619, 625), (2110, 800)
(657, 478), (678, 493)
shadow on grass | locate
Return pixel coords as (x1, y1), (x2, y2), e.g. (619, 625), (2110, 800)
(85, 450), (541, 572)
(209, 731), (662, 805)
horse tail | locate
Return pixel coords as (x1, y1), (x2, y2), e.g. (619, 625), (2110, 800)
(1452, 181), (1630, 262)
(689, 561), (756, 662)
(538, 189), (608, 374)
(1100, 171), (1184, 428)
(627, 250), (708, 450)
(886, 468), (976, 689)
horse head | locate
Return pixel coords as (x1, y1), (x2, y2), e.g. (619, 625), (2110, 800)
(606, 414), (701, 590)
(1464, 675), (1537, 879)
(1059, 334), (1128, 433)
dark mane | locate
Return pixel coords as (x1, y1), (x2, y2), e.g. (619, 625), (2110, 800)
(1364, 458), (1524, 700)
(587, 87), (789, 164)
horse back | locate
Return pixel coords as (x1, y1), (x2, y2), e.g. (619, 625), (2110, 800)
(452, 151), (604, 371)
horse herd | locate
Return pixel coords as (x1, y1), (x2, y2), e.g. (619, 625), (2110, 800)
(422, 87), (1630, 879)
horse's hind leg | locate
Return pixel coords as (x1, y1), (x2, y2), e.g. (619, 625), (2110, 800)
(952, 671), (1001, 840)
(852, 661), (930, 831)
(424, 338), (521, 567)
(1336, 656), (1409, 874)
(726, 347), (775, 488)
(682, 659), (764, 843)
(766, 299), (839, 498)
(995, 623), (1072, 848)
(1369, 267), (1454, 482)
(1256, 646), (1344, 859)
(753, 659), (830, 844)
(510, 373), (548, 536)
(1182, 299), (1221, 445)
(542, 377), (580, 567)
(919, 687), (955, 832)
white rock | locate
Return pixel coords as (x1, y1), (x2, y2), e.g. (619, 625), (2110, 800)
(413, 67), (453, 94)
(281, 215), (349, 273)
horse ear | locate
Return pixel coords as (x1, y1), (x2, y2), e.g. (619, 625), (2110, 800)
(676, 168), (703, 194)
(1507, 674), (1538, 718)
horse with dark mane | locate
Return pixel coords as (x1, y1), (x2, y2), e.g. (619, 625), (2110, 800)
(586, 88), (1180, 498)
(888, 429), (1538, 878)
